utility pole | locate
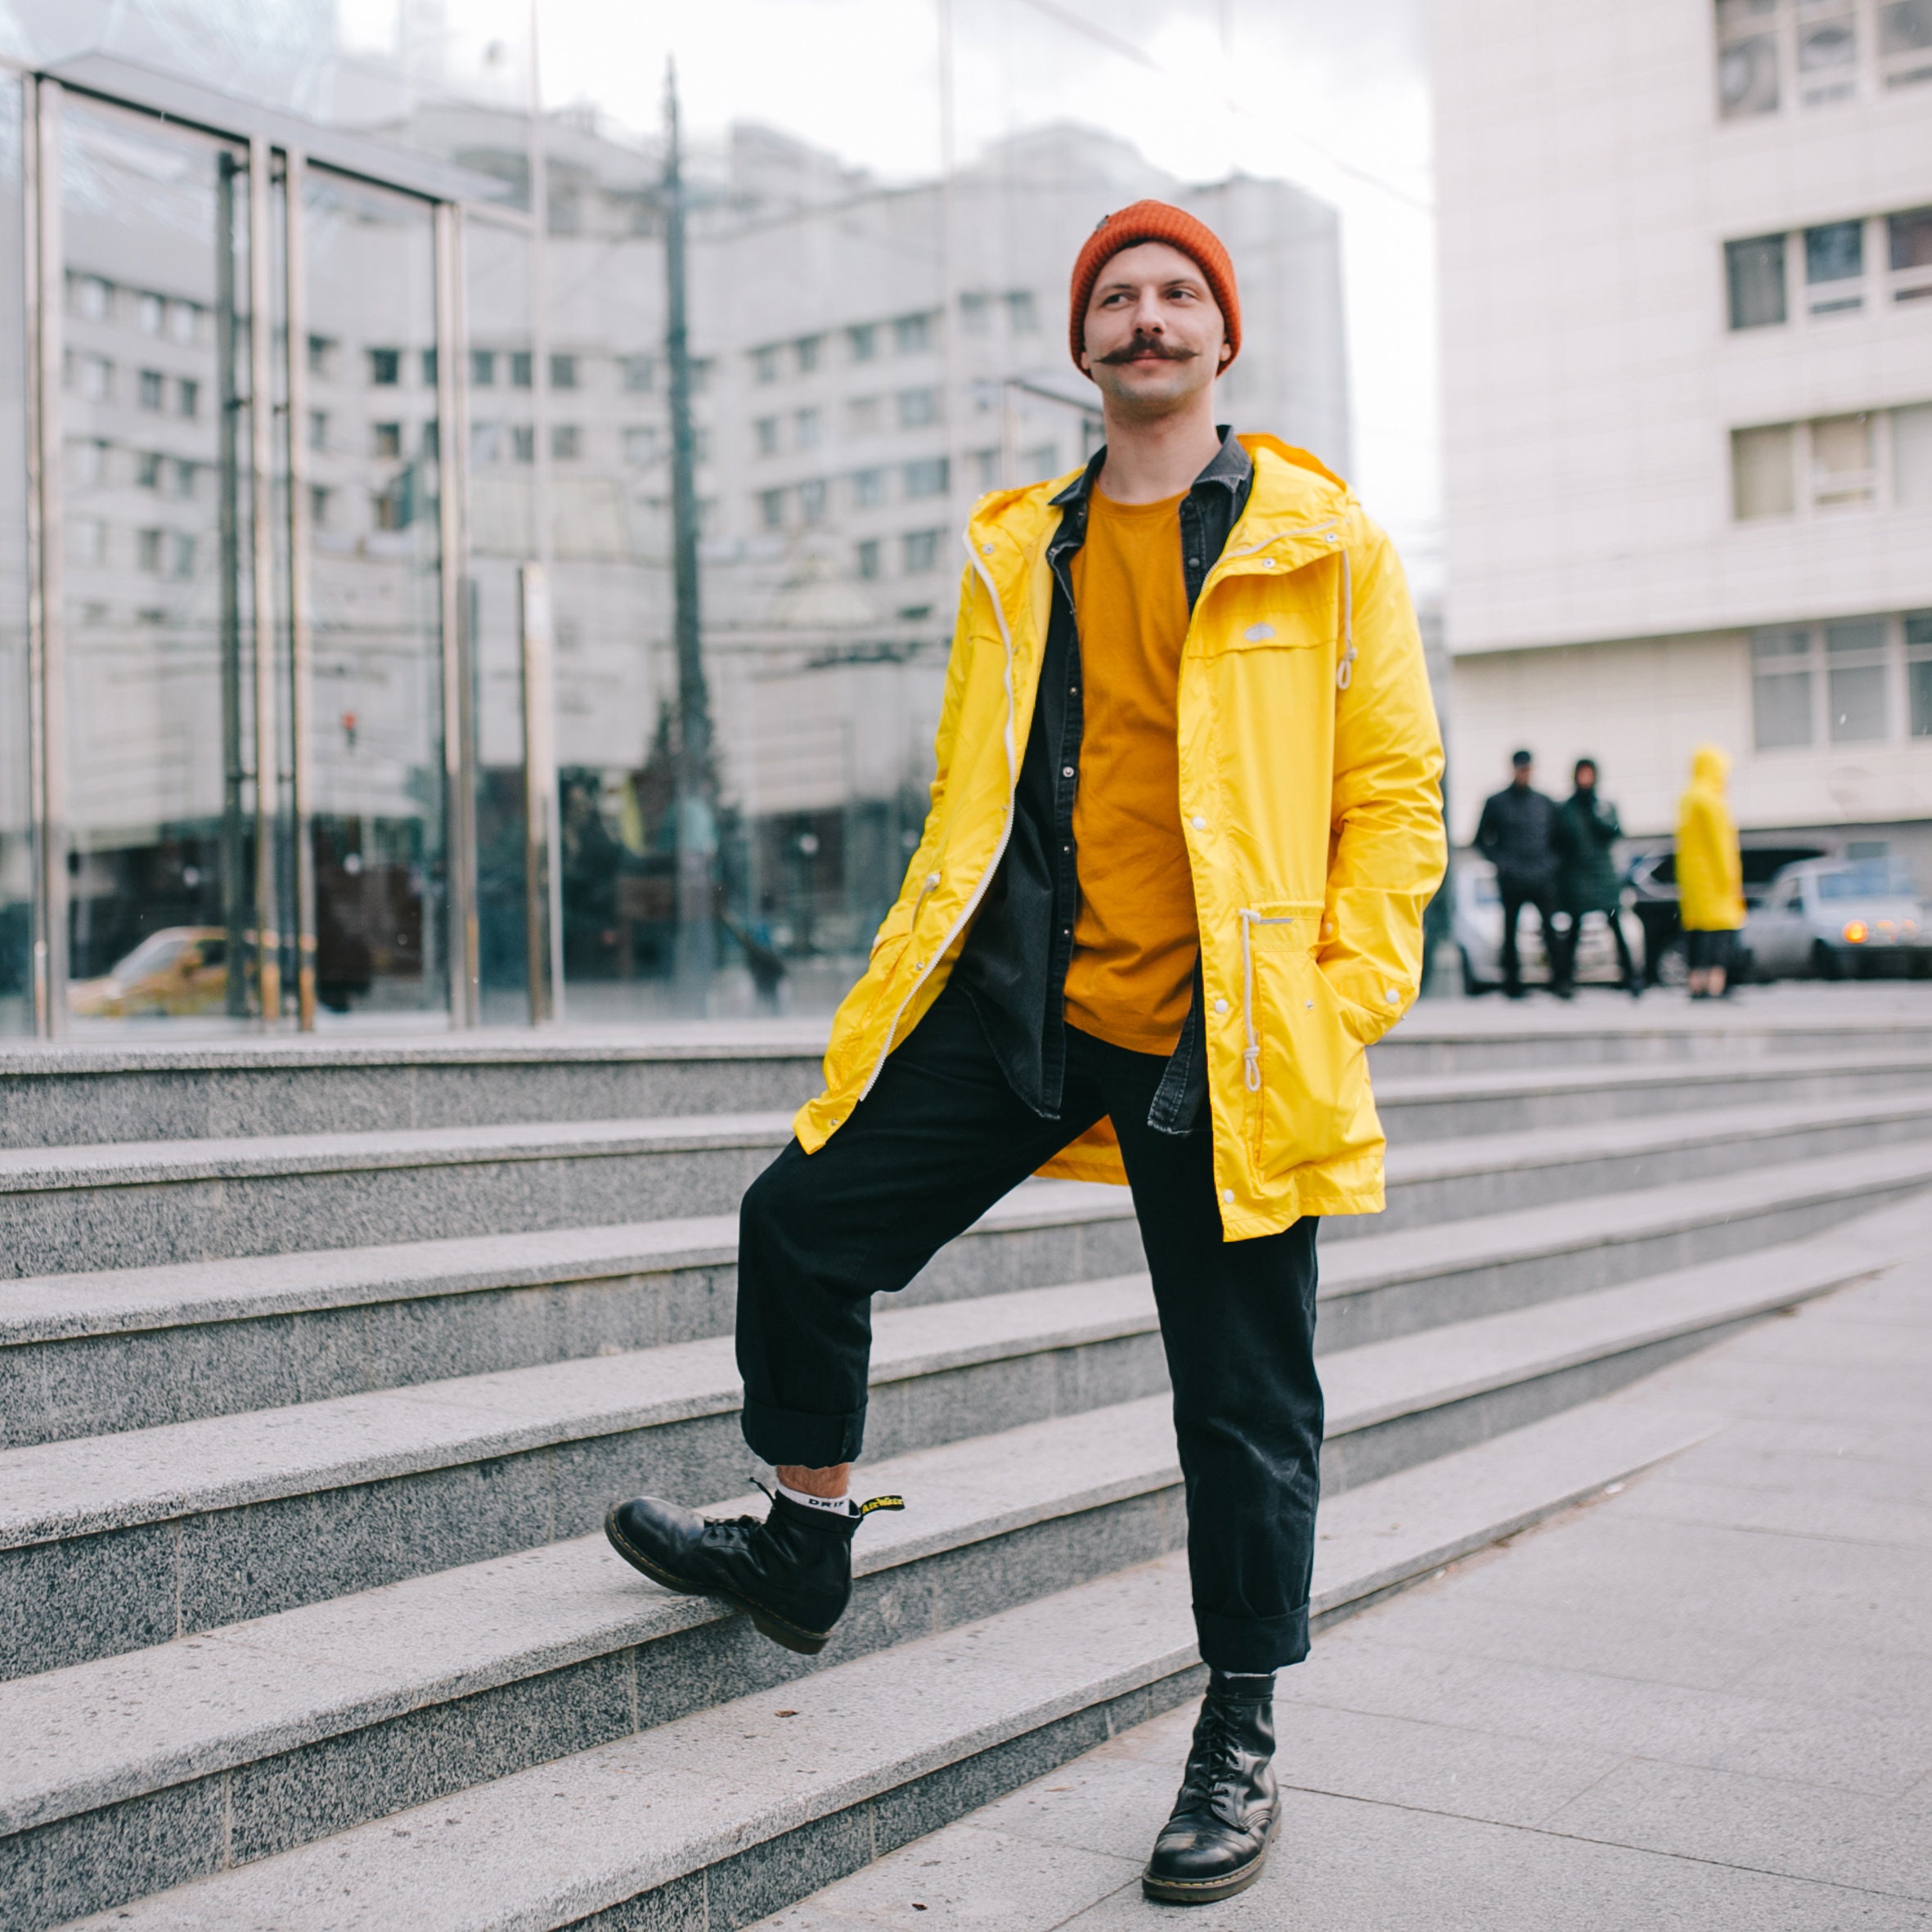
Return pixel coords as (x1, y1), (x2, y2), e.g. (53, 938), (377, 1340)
(663, 60), (715, 1012)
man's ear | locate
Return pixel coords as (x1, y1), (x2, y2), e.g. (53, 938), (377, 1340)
(1217, 339), (1233, 369)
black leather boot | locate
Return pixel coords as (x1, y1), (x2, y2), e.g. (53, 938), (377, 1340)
(1142, 1672), (1280, 1905)
(604, 1488), (898, 1655)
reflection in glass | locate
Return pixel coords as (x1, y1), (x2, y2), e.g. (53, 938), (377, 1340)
(0, 78), (25, 1033)
(1826, 618), (1888, 743)
(59, 102), (259, 1030)
(302, 170), (446, 1017)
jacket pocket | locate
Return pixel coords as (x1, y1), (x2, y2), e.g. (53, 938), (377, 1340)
(1238, 905), (1371, 1173)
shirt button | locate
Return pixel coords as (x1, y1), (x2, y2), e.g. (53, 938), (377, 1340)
(1062, 766), (1075, 778)
(1190, 815), (1206, 830)
(1213, 997), (1229, 1013)
(1188, 557), (1200, 568)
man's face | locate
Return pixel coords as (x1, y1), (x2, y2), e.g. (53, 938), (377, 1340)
(1575, 764), (1597, 793)
(1512, 761), (1533, 789)
(1080, 240), (1229, 420)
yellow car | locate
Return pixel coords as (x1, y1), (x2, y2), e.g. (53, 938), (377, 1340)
(67, 927), (231, 1018)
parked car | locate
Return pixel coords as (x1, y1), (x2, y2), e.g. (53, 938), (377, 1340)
(66, 927), (230, 1018)
(1743, 859), (1931, 980)
(1453, 857), (1646, 994)
(1623, 842), (1826, 985)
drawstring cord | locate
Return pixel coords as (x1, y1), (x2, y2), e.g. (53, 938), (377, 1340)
(1335, 543), (1355, 690)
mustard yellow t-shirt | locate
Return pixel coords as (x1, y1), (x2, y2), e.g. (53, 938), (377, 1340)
(1063, 487), (1199, 1055)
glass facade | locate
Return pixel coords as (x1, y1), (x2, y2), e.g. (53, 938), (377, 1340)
(0, 2), (1413, 1034)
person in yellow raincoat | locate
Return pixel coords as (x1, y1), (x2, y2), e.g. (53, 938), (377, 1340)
(1677, 744), (1745, 999)
(607, 203), (1445, 1903)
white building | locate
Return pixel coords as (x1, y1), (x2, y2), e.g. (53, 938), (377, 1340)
(1432, 0), (1932, 865)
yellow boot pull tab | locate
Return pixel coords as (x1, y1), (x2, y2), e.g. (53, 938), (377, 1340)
(856, 1494), (905, 1519)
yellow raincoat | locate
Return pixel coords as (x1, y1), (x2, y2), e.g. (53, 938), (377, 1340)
(793, 438), (1446, 1240)
(1677, 744), (1745, 932)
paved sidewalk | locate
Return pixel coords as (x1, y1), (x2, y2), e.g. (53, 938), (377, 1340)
(753, 1236), (1932, 1930)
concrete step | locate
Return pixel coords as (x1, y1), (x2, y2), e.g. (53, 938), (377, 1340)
(0, 1201), (1884, 1685)
(10, 1136), (1930, 1450)
(8, 1081), (1932, 1279)
(4, 1005), (1922, 1149)
(0, 1031), (829, 1151)
(45, 1398), (1719, 1932)
(1371, 1049), (1932, 1141)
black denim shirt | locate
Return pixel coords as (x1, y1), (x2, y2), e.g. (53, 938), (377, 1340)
(952, 428), (1255, 1132)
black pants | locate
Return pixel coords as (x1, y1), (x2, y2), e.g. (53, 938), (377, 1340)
(1554, 905), (1637, 988)
(735, 984), (1324, 1672)
(1499, 882), (1557, 992)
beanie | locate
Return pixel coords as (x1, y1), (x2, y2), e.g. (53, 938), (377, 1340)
(1067, 200), (1241, 375)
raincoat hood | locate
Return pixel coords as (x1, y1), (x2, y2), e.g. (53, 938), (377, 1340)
(1691, 744), (1730, 790)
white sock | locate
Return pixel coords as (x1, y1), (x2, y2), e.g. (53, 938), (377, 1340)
(777, 1480), (855, 1517)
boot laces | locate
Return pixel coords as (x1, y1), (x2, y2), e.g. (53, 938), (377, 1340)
(1177, 1701), (1251, 1825)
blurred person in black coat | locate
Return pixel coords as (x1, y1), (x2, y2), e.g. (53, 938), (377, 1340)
(1476, 749), (1562, 999)
(1555, 758), (1639, 997)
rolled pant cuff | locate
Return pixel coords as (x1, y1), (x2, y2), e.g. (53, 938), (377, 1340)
(1194, 1604), (1310, 1674)
(740, 1395), (866, 1470)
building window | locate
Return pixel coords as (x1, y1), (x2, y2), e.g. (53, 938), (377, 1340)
(420, 420), (440, 460)
(69, 518), (105, 566)
(373, 487), (409, 532)
(799, 478), (828, 523)
(72, 353), (113, 402)
(309, 410), (328, 452)
(177, 379), (199, 420)
(853, 466), (886, 507)
(1751, 627), (1814, 748)
(1797, 8), (1859, 105)
(472, 423), (501, 465)
(897, 387), (939, 429)
(1907, 611), (1932, 735)
(847, 396), (882, 436)
(310, 484), (330, 528)
(902, 528), (941, 573)
(1733, 424), (1795, 519)
(511, 425), (535, 462)
(368, 348), (402, 386)
(73, 275), (111, 322)
(373, 422), (403, 459)
(1826, 617), (1889, 739)
(1804, 218), (1865, 312)
(308, 335), (335, 378)
(1890, 207), (1932, 300)
(759, 487), (786, 531)
(138, 368), (165, 411)
(794, 335), (823, 374)
(1895, 402), (1932, 505)
(1811, 412), (1877, 509)
(904, 456), (949, 498)
(848, 323), (878, 362)
(856, 537), (881, 579)
(622, 426), (657, 465)
(959, 292), (992, 336)
(1005, 290), (1040, 333)
(620, 356), (653, 391)
(137, 528), (164, 574)
(1717, 2), (1781, 116)
(421, 348), (438, 387)
(510, 351), (534, 389)
(550, 353), (577, 389)
(1726, 234), (1787, 328)
(136, 291), (168, 335)
(755, 416), (780, 456)
(972, 447), (1000, 489)
(173, 458), (195, 500)
(795, 407), (822, 450)
(551, 424), (581, 460)
(471, 348), (496, 387)
(893, 312), (933, 354)
(1881, 1), (1932, 86)
(136, 450), (163, 489)
(753, 345), (781, 384)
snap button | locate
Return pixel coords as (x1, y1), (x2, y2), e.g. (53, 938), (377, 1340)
(1213, 997), (1229, 1014)
(1062, 766), (1075, 779)
(1222, 1188), (1234, 1203)
(1385, 986), (1400, 1004)
(1260, 558), (1275, 568)
(1190, 815), (1206, 830)
(981, 543), (993, 555)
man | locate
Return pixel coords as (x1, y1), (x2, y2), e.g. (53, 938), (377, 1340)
(1475, 750), (1561, 998)
(1554, 758), (1639, 996)
(605, 203), (1445, 1905)
(1678, 743), (1743, 998)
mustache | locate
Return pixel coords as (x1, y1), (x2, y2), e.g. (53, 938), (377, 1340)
(1096, 335), (1196, 366)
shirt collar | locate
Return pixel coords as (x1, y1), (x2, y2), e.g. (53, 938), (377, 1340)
(1049, 425), (1250, 510)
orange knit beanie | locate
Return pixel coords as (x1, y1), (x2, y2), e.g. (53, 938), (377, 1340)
(1067, 200), (1241, 375)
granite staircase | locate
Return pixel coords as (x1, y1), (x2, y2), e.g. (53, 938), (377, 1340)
(1, 1006), (1929, 1930)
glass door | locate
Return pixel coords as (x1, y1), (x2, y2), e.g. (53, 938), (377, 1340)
(58, 98), (266, 1031)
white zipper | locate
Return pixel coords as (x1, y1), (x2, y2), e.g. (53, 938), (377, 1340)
(855, 533), (1021, 1104)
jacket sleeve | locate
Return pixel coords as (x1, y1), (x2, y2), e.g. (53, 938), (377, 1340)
(865, 563), (977, 959)
(1318, 510), (1448, 1042)
(1474, 793), (1498, 859)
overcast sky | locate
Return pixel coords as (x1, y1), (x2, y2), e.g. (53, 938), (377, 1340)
(445, 0), (1440, 592)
